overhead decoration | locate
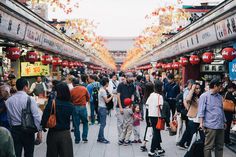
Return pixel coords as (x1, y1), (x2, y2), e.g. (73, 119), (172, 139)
(180, 57), (188, 66)
(5, 47), (21, 61)
(172, 62), (180, 69)
(222, 47), (236, 61)
(189, 55), (200, 65)
(52, 57), (61, 66)
(41, 54), (52, 65)
(202, 52), (214, 63)
(26, 51), (38, 63)
(156, 62), (162, 68)
(61, 60), (69, 67)
(121, 0), (191, 70)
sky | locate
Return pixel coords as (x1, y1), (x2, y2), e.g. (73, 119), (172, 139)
(48, 0), (223, 38)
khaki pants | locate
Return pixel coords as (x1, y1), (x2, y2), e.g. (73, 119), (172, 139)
(133, 125), (140, 141)
(175, 113), (186, 143)
(120, 123), (133, 142)
(116, 108), (124, 139)
(204, 128), (224, 157)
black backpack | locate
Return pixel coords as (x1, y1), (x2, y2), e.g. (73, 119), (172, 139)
(92, 83), (99, 107)
(106, 90), (114, 111)
(176, 92), (188, 120)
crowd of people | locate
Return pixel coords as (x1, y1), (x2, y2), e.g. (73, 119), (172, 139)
(0, 71), (235, 157)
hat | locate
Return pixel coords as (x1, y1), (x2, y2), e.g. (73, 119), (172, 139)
(209, 78), (222, 87)
(124, 98), (132, 106)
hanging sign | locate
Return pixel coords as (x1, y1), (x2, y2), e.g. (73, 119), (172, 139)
(229, 59), (236, 80)
(0, 10), (26, 40)
(215, 14), (236, 40)
(21, 62), (50, 76)
(24, 25), (43, 46)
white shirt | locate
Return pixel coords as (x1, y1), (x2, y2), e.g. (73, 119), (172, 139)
(67, 83), (74, 91)
(98, 88), (107, 108)
(108, 80), (119, 94)
(146, 92), (163, 117)
(30, 82), (47, 93)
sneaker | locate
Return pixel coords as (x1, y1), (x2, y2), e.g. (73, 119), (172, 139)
(75, 140), (80, 144)
(118, 140), (124, 145)
(177, 145), (188, 150)
(137, 139), (142, 143)
(82, 139), (88, 143)
(97, 139), (110, 144)
(132, 140), (137, 143)
(123, 141), (132, 146)
(148, 152), (160, 157)
(140, 146), (147, 152)
(157, 149), (165, 155)
(71, 128), (75, 132)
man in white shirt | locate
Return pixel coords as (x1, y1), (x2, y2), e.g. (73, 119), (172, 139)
(29, 76), (47, 97)
(108, 74), (119, 107)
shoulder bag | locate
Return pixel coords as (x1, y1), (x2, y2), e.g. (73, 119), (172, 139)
(223, 92), (235, 113)
(21, 97), (38, 133)
(46, 100), (57, 128)
(156, 95), (165, 130)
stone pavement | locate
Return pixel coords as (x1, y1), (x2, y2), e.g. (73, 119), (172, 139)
(34, 111), (235, 157)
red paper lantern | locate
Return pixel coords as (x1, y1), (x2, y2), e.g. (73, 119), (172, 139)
(222, 47), (236, 61)
(74, 61), (79, 67)
(189, 55), (200, 65)
(156, 63), (162, 68)
(52, 57), (61, 66)
(166, 63), (172, 70)
(5, 47), (21, 60)
(68, 61), (74, 68)
(202, 52), (214, 63)
(26, 51), (38, 63)
(180, 57), (188, 66)
(41, 55), (52, 65)
(172, 62), (180, 69)
(61, 60), (69, 67)
(161, 64), (166, 69)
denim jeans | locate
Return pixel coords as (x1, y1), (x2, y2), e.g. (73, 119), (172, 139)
(98, 107), (107, 140)
(90, 101), (95, 124)
(11, 126), (35, 157)
(72, 106), (88, 142)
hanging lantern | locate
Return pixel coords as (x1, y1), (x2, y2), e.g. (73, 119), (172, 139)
(52, 57), (61, 66)
(161, 64), (166, 69)
(68, 61), (74, 68)
(74, 61), (79, 67)
(26, 51), (38, 63)
(156, 62), (162, 68)
(202, 52), (214, 63)
(222, 47), (236, 61)
(180, 57), (188, 66)
(5, 47), (21, 61)
(41, 54), (52, 65)
(189, 55), (200, 65)
(172, 62), (180, 69)
(61, 60), (69, 67)
(166, 63), (172, 70)
(78, 62), (83, 67)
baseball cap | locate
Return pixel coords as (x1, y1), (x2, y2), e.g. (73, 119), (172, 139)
(124, 98), (132, 106)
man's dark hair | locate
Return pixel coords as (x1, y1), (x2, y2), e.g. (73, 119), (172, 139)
(186, 79), (195, 86)
(89, 75), (97, 81)
(154, 80), (163, 94)
(209, 78), (222, 89)
(167, 73), (174, 80)
(16, 78), (28, 91)
(72, 78), (80, 86)
(136, 75), (143, 82)
(55, 82), (71, 101)
(100, 77), (109, 86)
(81, 74), (88, 83)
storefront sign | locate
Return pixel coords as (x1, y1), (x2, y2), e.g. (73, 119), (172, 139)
(215, 14), (236, 40)
(24, 25), (43, 46)
(41, 33), (63, 53)
(229, 59), (236, 80)
(21, 62), (50, 76)
(0, 10), (26, 40)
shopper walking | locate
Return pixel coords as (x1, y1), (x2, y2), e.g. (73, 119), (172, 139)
(132, 105), (142, 143)
(41, 82), (74, 157)
(146, 80), (165, 157)
(97, 77), (113, 144)
(0, 84), (11, 129)
(198, 78), (226, 157)
(6, 78), (42, 157)
(0, 126), (16, 157)
(71, 79), (90, 143)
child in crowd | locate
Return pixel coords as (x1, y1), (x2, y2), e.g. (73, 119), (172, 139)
(132, 105), (142, 143)
(119, 98), (133, 146)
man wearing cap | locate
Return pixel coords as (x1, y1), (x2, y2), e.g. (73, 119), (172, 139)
(198, 78), (226, 157)
(71, 78), (90, 144)
(117, 74), (135, 140)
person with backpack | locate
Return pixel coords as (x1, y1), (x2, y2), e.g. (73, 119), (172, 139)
(87, 75), (100, 125)
(71, 79), (90, 144)
(97, 77), (113, 144)
(134, 75), (144, 120)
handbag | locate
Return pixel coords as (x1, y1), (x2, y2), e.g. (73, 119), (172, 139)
(223, 92), (235, 113)
(46, 100), (57, 128)
(169, 117), (178, 133)
(105, 90), (114, 110)
(21, 97), (38, 133)
(156, 95), (165, 130)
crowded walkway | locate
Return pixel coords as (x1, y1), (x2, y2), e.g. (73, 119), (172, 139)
(32, 111), (235, 157)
